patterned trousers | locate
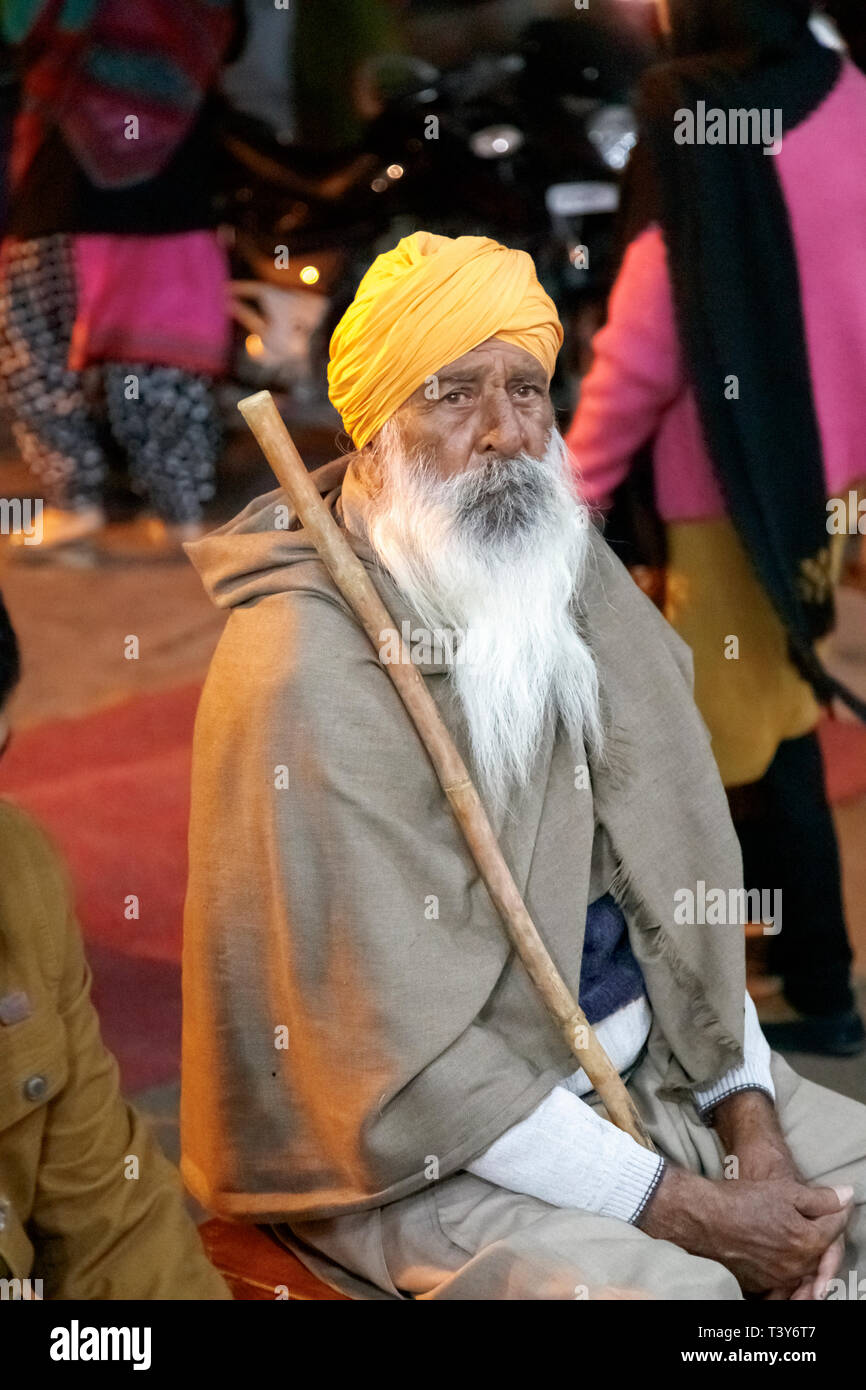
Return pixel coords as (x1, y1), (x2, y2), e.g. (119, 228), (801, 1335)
(0, 233), (220, 523)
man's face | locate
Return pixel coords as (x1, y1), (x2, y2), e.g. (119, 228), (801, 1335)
(358, 347), (602, 805)
(391, 339), (555, 480)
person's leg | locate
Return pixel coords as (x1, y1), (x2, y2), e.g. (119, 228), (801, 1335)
(289, 1167), (742, 1301)
(412, 1050), (866, 1301)
(397, 1172), (743, 1301)
(103, 362), (219, 530)
(288, 1031), (866, 1300)
(290, 1032), (742, 1302)
(730, 730), (861, 1049)
(0, 234), (107, 525)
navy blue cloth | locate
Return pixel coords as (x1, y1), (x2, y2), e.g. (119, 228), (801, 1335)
(578, 893), (646, 1026)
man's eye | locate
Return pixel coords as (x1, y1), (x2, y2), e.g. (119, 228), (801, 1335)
(514, 384), (542, 397)
(444, 389), (470, 403)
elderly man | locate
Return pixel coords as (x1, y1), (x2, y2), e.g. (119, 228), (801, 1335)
(181, 231), (866, 1301)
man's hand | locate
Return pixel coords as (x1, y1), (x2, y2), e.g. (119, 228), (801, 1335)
(709, 1090), (851, 1297)
(636, 1165), (854, 1295)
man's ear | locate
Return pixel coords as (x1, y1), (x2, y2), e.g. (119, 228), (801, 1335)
(357, 439), (386, 497)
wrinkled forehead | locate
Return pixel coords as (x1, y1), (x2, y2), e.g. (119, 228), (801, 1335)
(446, 337), (548, 373)
(402, 338), (550, 408)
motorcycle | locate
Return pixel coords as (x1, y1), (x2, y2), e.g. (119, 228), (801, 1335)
(215, 2), (657, 420)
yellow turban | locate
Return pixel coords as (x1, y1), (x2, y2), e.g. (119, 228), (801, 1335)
(328, 231), (563, 449)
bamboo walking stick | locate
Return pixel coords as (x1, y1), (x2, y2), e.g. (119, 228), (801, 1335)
(238, 389), (655, 1152)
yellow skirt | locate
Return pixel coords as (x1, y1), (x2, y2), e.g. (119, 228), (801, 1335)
(663, 519), (836, 789)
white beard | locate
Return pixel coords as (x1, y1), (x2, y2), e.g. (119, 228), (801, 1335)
(361, 421), (605, 810)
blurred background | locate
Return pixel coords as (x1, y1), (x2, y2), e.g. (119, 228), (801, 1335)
(0, 0), (864, 1164)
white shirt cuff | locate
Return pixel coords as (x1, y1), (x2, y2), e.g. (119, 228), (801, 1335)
(692, 991), (776, 1121)
(467, 1082), (665, 1224)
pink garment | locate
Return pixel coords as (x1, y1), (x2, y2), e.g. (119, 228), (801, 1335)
(567, 58), (866, 521)
(69, 230), (231, 376)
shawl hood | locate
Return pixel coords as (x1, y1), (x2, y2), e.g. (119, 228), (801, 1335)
(186, 458), (362, 611)
(185, 456), (454, 677)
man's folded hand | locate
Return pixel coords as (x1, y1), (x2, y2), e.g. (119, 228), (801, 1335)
(636, 1165), (854, 1296)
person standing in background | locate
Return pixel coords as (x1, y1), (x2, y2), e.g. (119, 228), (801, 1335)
(566, 0), (866, 1056)
(0, 0), (242, 552)
(291, 0), (400, 154)
(221, 0), (400, 154)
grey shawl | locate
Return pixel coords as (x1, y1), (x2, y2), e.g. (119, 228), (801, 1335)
(181, 458), (747, 1222)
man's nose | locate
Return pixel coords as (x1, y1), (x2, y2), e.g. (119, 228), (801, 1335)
(476, 395), (525, 458)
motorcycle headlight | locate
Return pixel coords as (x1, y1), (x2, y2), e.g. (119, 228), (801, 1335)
(470, 125), (525, 160)
(586, 105), (638, 172)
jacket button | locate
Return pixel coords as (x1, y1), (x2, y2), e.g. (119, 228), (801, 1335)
(23, 1074), (47, 1101)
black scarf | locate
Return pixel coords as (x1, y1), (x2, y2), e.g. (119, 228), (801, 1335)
(616, 15), (866, 720)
